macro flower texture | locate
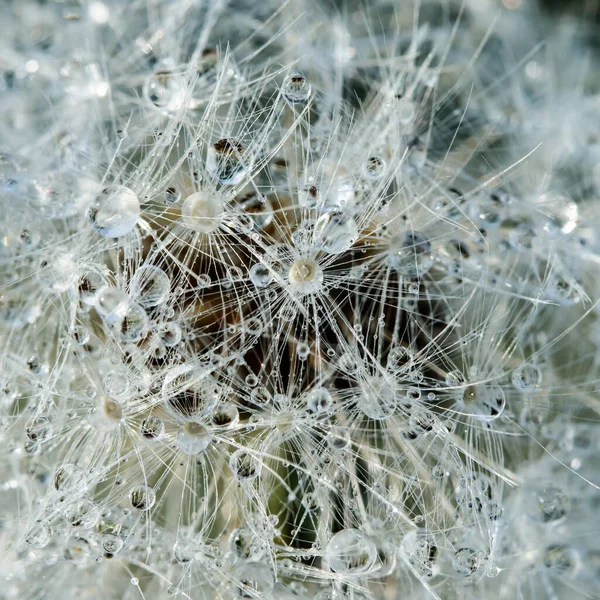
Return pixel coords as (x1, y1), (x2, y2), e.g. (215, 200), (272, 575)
(2, 0), (600, 598)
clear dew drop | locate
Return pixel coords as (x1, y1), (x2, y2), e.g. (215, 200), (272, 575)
(26, 416), (52, 442)
(54, 463), (84, 492)
(229, 449), (262, 481)
(282, 73), (312, 103)
(181, 191), (224, 233)
(116, 302), (148, 343)
(461, 383), (506, 421)
(164, 186), (181, 204)
(174, 538), (197, 563)
(206, 138), (247, 185)
(131, 266), (170, 308)
(176, 422), (211, 455)
(95, 287), (129, 325)
(324, 529), (377, 574)
(389, 231), (433, 278)
(65, 500), (99, 529)
(296, 342), (310, 360)
(298, 184), (321, 209)
(210, 403), (239, 428)
(536, 484), (570, 523)
(359, 376), (397, 420)
(363, 156), (386, 180)
(143, 67), (189, 115)
(229, 526), (264, 561)
(88, 185), (140, 238)
(25, 522), (51, 548)
(249, 263), (273, 288)
(129, 485), (156, 510)
(512, 363), (542, 392)
(250, 386), (271, 406)
(238, 193), (273, 229)
(306, 388), (332, 414)
(315, 211), (358, 254)
(234, 562), (274, 598)
(140, 415), (165, 440)
(452, 547), (479, 577)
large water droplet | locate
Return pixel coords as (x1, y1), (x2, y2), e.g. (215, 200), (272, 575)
(181, 191), (223, 233)
(325, 529), (377, 574)
(89, 186), (140, 237)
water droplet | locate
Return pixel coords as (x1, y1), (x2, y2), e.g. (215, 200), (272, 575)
(453, 548), (479, 577)
(363, 156), (386, 180)
(143, 67), (189, 115)
(211, 403), (239, 428)
(54, 464), (84, 492)
(26, 416), (52, 442)
(536, 484), (570, 523)
(131, 266), (170, 308)
(181, 191), (224, 233)
(129, 485), (156, 510)
(176, 422), (211, 455)
(389, 231), (433, 278)
(95, 287), (129, 324)
(140, 415), (165, 440)
(229, 450), (262, 480)
(315, 211), (358, 254)
(282, 73), (311, 103)
(238, 193), (273, 229)
(25, 522), (51, 548)
(460, 383), (506, 421)
(116, 303), (148, 343)
(249, 263), (273, 288)
(360, 376), (397, 420)
(250, 387), (271, 406)
(234, 562), (274, 597)
(512, 363), (541, 392)
(206, 138), (247, 185)
(325, 529), (377, 574)
(306, 388), (332, 414)
(89, 185), (140, 237)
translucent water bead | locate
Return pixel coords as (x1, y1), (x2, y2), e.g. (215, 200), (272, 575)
(399, 530), (439, 579)
(512, 363), (542, 392)
(324, 529), (377, 574)
(282, 73), (312, 103)
(176, 422), (211, 455)
(229, 449), (262, 481)
(88, 185), (140, 237)
(359, 376), (397, 420)
(315, 211), (358, 254)
(181, 191), (224, 233)
(389, 231), (433, 278)
(452, 547), (480, 577)
(130, 265), (170, 308)
(129, 485), (156, 510)
(460, 382), (506, 421)
(94, 287), (129, 325)
(363, 156), (387, 180)
(143, 67), (190, 116)
(233, 562), (274, 598)
(206, 138), (247, 185)
(249, 263), (273, 288)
